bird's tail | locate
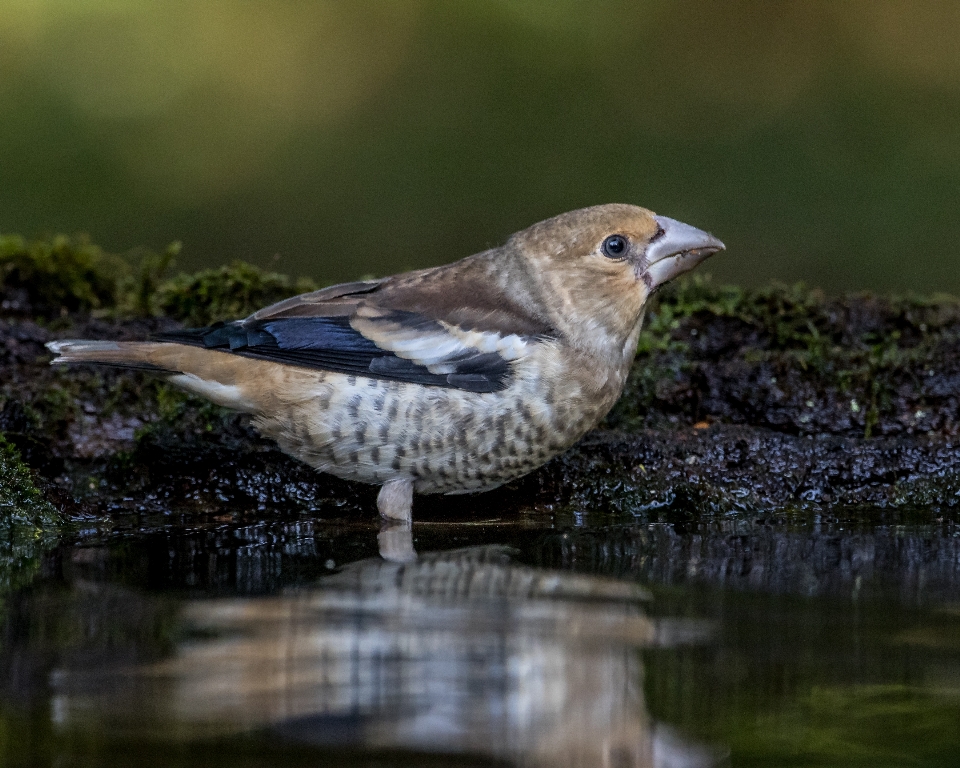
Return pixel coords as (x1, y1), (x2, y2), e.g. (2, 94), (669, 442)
(46, 339), (268, 413)
(46, 340), (174, 370)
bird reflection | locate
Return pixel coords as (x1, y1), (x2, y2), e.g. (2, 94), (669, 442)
(51, 546), (715, 767)
(378, 518), (418, 562)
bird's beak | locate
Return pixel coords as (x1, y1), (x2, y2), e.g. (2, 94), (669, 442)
(643, 215), (725, 288)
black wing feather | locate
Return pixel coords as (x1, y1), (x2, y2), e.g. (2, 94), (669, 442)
(155, 316), (511, 393)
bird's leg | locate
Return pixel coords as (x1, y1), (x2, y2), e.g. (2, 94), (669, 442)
(377, 478), (416, 562)
(377, 477), (414, 522)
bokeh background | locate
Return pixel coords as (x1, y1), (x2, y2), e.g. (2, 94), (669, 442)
(2, 0), (959, 293)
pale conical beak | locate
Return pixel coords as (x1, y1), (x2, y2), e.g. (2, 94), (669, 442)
(643, 215), (725, 288)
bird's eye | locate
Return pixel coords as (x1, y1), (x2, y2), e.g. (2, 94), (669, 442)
(601, 234), (628, 259)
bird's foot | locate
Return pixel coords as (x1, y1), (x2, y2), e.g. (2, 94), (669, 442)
(376, 478), (416, 562)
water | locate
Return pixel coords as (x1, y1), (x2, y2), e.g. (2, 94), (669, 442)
(2, 509), (959, 767)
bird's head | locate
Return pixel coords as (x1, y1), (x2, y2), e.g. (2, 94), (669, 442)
(510, 204), (724, 351)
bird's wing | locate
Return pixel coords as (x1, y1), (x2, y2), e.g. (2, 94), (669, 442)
(246, 279), (386, 320)
(155, 274), (548, 393)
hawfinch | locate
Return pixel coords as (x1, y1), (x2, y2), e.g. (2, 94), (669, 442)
(48, 205), (724, 526)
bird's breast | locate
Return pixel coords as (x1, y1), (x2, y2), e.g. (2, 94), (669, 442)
(251, 340), (632, 496)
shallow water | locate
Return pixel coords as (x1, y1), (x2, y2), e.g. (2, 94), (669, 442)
(2, 508), (959, 767)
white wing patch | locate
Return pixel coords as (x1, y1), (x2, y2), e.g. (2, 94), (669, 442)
(351, 305), (532, 376)
(440, 322), (529, 361)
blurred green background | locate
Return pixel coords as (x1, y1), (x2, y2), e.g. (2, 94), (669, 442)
(1, 0), (959, 293)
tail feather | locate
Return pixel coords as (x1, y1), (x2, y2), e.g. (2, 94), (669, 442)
(46, 340), (172, 371)
(45, 339), (297, 414)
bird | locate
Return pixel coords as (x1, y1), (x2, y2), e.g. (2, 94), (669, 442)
(47, 204), (724, 531)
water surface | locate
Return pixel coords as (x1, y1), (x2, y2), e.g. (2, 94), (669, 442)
(2, 507), (959, 766)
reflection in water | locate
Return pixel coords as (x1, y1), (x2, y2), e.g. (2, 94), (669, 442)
(378, 518), (418, 563)
(5, 516), (959, 765)
(48, 546), (713, 767)
(538, 519), (960, 603)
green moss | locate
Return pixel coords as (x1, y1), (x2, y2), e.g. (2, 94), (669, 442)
(148, 381), (237, 434)
(645, 276), (748, 330)
(0, 232), (186, 320)
(154, 261), (318, 327)
(645, 277), (841, 363)
(891, 474), (960, 508)
(0, 233), (128, 317)
(0, 231), (324, 327)
(124, 240), (182, 317)
(609, 275), (960, 438)
(0, 433), (64, 593)
(0, 433), (61, 529)
(35, 376), (79, 425)
(564, 471), (739, 518)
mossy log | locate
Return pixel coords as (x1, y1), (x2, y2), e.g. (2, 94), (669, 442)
(3, 233), (960, 538)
